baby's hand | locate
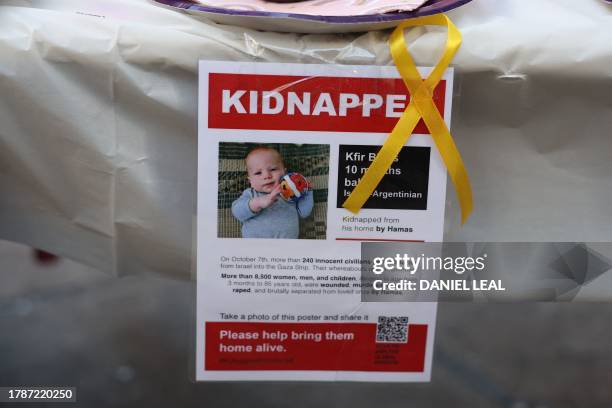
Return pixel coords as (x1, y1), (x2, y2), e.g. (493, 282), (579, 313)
(249, 185), (281, 213)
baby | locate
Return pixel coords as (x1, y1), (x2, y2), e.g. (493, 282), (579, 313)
(231, 146), (313, 239)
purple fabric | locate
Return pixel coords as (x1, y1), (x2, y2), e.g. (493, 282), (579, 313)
(153, 0), (473, 23)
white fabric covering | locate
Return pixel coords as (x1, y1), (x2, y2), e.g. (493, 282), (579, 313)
(1, 0), (612, 280)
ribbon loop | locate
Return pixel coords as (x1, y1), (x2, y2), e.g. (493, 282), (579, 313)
(342, 14), (473, 224)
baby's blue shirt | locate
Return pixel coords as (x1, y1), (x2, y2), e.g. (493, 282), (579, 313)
(231, 188), (314, 239)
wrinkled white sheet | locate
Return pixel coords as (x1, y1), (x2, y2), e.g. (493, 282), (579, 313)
(1, 0), (612, 280)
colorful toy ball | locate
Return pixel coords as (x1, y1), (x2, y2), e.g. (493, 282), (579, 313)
(279, 172), (310, 202)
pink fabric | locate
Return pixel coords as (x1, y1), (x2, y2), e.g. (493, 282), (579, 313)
(194, 0), (428, 16)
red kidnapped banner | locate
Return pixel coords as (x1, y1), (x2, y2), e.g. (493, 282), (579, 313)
(208, 73), (446, 133)
(205, 322), (427, 372)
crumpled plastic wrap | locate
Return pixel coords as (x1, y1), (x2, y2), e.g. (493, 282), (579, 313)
(1, 0), (612, 280)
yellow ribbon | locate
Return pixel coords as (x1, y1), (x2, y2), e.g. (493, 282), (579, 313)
(342, 14), (473, 224)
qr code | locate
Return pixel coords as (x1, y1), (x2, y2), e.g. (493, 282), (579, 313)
(376, 316), (409, 343)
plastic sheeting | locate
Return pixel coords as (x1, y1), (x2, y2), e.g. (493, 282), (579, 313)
(1, 0), (612, 279)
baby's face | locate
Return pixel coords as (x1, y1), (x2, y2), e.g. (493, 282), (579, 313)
(246, 149), (286, 193)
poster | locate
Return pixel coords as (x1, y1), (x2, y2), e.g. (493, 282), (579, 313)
(196, 61), (454, 381)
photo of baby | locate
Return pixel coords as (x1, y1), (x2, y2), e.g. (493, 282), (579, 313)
(218, 143), (329, 239)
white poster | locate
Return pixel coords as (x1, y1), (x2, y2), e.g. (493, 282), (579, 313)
(196, 61), (453, 382)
